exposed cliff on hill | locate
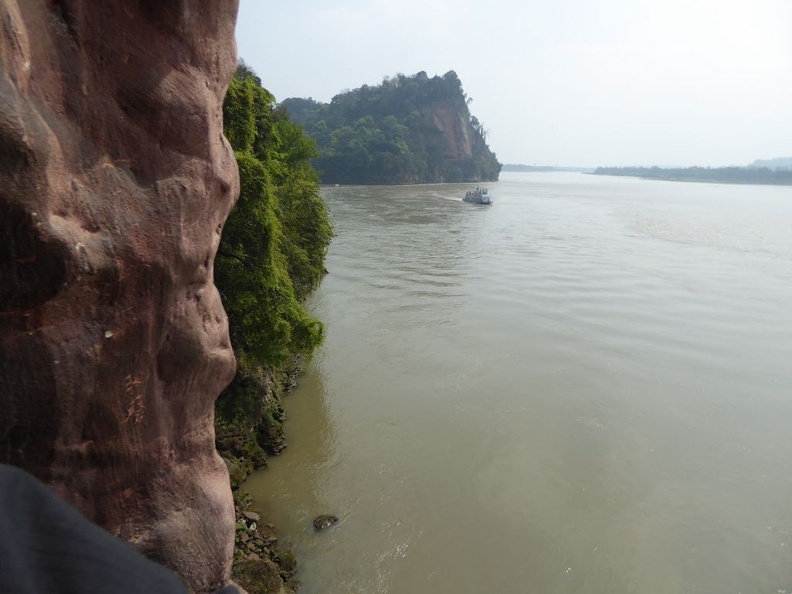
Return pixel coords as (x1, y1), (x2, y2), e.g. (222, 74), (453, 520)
(0, 1), (239, 591)
(282, 70), (501, 184)
(425, 101), (473, 160)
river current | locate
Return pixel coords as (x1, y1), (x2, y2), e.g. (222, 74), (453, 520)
(245, 172), (792, 594)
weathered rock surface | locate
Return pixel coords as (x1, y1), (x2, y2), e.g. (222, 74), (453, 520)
(0, 1), (240, 592)
(424, 101), (473, 161)
(234, 505), (297, 594)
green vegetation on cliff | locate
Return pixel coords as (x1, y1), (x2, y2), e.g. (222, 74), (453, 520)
(282, 70), (501, 184)
(214, 61), (332, 484)
(215, 61), (333, 593)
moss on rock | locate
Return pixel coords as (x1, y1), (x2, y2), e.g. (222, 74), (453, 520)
(216, 361), (304, 593)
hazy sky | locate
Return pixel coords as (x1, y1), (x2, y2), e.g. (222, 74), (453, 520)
(236, 0), (791, 167)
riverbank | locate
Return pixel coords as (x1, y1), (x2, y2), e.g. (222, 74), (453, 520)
(231, 496), (297, 594)
(215, 360), (305, 594)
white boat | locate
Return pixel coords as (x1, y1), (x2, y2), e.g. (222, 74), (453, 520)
(463, 187), (492, 205)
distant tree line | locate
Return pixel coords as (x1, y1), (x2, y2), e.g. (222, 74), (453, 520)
(502, 164), (593, 172)
(592, 166), (792, 186)
(748, 157), (792, 170)
(281, 71), (501, 184)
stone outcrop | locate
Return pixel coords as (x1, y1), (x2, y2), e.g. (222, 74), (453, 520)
(0, 1), (240, 591)
(423, 101), (473, 161)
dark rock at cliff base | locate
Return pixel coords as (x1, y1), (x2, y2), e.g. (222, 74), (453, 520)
(243, 511), (262, 523)
(312, 514), (340, 531)
(0, 1), (240, 592)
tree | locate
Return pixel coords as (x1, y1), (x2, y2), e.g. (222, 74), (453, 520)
(217, 66), (332, 368)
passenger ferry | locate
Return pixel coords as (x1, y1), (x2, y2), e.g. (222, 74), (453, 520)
(463, 187), (492, 205)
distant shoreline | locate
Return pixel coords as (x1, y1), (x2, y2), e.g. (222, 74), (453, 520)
(501, 164), (593, 173)
(590, 166), (792, 187)
(501, 164), (792, 186)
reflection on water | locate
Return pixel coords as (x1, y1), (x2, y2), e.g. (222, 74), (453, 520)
(246, 173), (792, 594)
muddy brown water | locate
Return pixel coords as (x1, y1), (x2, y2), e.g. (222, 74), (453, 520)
(244, 172), (792, 594)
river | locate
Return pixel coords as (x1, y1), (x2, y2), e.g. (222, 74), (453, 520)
(244, 172), (792, 594)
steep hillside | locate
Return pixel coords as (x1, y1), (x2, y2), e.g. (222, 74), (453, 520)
(282, 71), (501, 184)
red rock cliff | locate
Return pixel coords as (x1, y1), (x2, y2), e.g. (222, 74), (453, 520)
(0, 1), (240, 591)
(424, 101), (474, 161)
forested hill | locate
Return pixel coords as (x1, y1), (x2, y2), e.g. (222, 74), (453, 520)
(281, 70), (501, 184)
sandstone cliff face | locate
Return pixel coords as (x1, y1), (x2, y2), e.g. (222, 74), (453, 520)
(424, 101), (474, 161)
(0, 1), (239, 591)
